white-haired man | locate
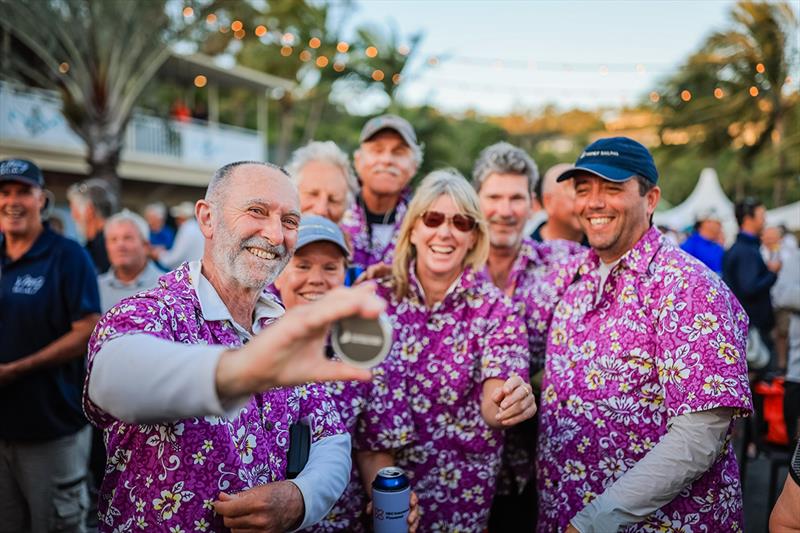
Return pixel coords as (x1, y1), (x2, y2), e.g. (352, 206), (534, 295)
(286, 141), (359, 224)
(83, 161), (382, 532)
(98, 209), (163, 312)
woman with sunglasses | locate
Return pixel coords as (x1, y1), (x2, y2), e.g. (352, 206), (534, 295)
(359, 169), (536, 532)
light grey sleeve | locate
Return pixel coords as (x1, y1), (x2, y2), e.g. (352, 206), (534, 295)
(87, 334), (250, 424)
(570, 407), (734, 533)
(289, 433), (352, 531)
(772, 250), (800, 312)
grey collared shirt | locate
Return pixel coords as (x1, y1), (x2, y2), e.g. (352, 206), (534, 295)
(98, 261), (163, 313)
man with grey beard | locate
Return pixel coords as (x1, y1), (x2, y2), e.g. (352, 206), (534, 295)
(82, 161), (383, 532)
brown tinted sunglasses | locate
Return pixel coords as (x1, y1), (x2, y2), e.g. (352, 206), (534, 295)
(420, 210), (477, 232)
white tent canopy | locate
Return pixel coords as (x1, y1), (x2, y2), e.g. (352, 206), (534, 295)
(767, 201), (800, 231)
(653, 168), (738, 242)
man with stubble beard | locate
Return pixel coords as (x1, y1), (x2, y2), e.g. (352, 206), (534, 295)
(471, 143), (583, 532)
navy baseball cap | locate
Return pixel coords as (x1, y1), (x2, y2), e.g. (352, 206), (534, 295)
(0, 158), (45, 188)
(556, 137), (658, 184)
(296, 215), (350, 258)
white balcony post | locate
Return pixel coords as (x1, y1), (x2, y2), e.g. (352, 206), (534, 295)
(208, 82), (219, 128)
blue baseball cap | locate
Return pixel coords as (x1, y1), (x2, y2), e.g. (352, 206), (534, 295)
(0, 158), (45, 188)
(296, 215), (350, 258)
(556, 137), (658, 184)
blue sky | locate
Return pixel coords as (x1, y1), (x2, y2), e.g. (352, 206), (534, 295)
(341, 0), (745, 114)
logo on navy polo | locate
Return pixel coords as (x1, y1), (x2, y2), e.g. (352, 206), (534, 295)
(0, 160), (30, 176)
(12, 274), (45, 295)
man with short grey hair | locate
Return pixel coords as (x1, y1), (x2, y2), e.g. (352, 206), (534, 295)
(286, 141), (359, 224)
(68, 178), (118, 273)
(97, 209), (162, 312)
(472, 142), (583, 532)
(341, 115), (422, 270)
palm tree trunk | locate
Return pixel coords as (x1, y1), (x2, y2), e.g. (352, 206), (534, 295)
(275, 95), (295, 166)
(302, 95), (326, 145)
(83, 123), (124, 194)
(772, 113), (787, 207)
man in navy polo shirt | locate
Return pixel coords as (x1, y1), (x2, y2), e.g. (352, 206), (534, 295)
(0, 158), (101, 532)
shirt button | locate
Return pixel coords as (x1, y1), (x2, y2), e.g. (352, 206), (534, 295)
(264, 421), (273, 431)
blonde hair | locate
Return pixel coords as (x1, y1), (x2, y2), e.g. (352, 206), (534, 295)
(392, 169), (489, 299)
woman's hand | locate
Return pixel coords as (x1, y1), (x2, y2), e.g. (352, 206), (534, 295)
(366, 491), (420, 533)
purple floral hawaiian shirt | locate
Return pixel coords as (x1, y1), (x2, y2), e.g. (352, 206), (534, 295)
(360, 265), (529, 532)
(339, 189), (411, 270)
(490, 237), (584, 497)
(537, 227), (752, 533)
(83, 263), (346, 532)
(304, 360), (415, 533)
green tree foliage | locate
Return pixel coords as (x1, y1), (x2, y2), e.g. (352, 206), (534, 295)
(654, 0), (799, 205)
(0, 0), (222, 187)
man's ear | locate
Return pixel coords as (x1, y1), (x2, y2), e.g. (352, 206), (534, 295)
(196, 200), (214, 238)
(646, 185), (661, 216)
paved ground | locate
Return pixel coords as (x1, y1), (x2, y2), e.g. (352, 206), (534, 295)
(743, 453), (791, 533)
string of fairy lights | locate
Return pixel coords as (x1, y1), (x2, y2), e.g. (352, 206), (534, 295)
(177, 7), (796, 104)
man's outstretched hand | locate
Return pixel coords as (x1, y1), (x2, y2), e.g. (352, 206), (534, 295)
(216, 283), (383, 400)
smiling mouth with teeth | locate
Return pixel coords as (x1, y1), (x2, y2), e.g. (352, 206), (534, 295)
(246, 247), (277, 260)
(589, 217), (613, 226)
(430, 245), (455, 254)
(299, 292), (323, 301)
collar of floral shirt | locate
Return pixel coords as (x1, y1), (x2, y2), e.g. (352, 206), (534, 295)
(407, 260), (479, 309)
(504, 236), (548, 288)
(187, 260), (284, 336)
(577, 225), (663, 279)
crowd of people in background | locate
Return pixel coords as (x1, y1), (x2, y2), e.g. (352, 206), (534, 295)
(1, 114), (799, 533)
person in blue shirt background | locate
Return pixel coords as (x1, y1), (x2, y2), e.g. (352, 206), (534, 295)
(144, 201), (175, 250)
(681, 209), (725, 274)
(0, 158), (101, 532)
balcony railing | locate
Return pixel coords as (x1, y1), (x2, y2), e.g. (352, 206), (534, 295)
(0, 82), (266, 169)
